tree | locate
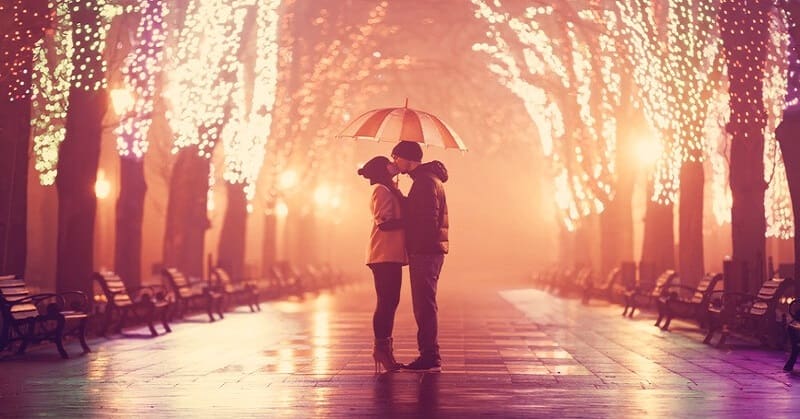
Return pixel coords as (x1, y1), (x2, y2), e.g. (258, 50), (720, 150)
(55, 0), (117, 296)
(162, 0), (251, 278)
(776, 0), (800, 288)
(616, 0), (724, 285)
(718, 0), (771, 293)
(0, 0), (52, 275)
(470, 1), (631, 274)
(113, 0), (168, 287)
(256, 0), (410, 269)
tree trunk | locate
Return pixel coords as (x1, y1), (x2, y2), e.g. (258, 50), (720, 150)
(678, 161), (705, 287)
(0, 0), (51, 276)
(114, 158), (146, 287)
(262, 212), (277, 276)
(720, 0), (770, 294)
(0, 100), (30, 276)
(640, 196), (675, 283)
(600, 97), (639, 278)
(777, 115), (800, 293)
(163, 147), (210, 278)
(217, 182), (247, 280)
(56, 88), (106, 296)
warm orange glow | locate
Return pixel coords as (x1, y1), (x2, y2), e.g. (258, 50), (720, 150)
(275, 200), (289, 218)
(314, 185), (332, 208)
(94, 170), (111, 200)
(633, 137), (662, 169)
(278, 170), (298, 191)
(110, 88), (135, 117)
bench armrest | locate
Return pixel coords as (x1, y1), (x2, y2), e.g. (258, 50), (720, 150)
(57, 291), (90, 312)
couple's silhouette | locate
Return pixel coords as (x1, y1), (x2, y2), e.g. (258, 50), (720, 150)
(358, 140), (449, 373)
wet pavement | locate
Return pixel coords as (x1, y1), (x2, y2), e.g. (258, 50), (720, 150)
(2, 275), (800, 417)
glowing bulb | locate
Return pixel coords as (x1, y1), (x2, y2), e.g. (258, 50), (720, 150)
(278, 169), (298, 190)
(110, 88), (135, 116)
(314, 185), (332, 207)
(95, 170), (111, 199)
(275, 200), (289, 217)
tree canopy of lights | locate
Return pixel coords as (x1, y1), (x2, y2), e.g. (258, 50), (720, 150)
(762, 9), (794, 239)
(616, 0), (723, 205)
(471, 0), (619, 231)
(30, 1), (70, 185)
(29, 0), (123, 185)
(115, 0), (168, 160)
(220, 0), (282, 202)
(261, 0), (410, 200)
(0, 0), (53, 102)
(164, 0), (251, 159)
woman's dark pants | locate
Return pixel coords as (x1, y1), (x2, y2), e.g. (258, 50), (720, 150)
(369, 262), (402, 339)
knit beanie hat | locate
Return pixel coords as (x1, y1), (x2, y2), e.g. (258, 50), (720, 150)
(391, 141), (423, 162)
(358, 156), (391, 181)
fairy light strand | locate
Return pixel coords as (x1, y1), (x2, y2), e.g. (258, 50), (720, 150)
(115, 0), (169, 160)
(471, 1), (619, 231)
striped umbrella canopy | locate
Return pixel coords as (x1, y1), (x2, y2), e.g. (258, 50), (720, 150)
(336, 102), (467, 151)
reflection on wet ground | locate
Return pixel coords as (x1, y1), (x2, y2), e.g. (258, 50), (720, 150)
(2, 278), (800, 417)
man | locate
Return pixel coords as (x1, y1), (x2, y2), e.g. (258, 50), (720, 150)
(391, 140), (449, 372)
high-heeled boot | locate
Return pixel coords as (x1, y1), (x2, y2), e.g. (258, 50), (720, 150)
(373, 337), (401, 372)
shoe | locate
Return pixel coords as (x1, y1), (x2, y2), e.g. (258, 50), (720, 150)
(401, 356), (442, 372)
(373, 337), (401, 373)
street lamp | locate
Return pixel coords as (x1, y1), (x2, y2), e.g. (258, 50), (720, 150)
(95, 169), (111, 200)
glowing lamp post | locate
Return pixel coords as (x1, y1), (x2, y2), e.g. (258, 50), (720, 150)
(94, 169), (111, 200)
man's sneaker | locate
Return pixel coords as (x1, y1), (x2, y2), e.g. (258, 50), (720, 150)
(402, 357), (442, 372)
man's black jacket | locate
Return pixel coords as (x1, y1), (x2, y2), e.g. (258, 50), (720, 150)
(405, 160), (449, 255)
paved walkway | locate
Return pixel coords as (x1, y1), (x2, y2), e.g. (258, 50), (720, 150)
(2, 276), (800, 417)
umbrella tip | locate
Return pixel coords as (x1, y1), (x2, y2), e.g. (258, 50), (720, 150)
(404, 98), (408, 108)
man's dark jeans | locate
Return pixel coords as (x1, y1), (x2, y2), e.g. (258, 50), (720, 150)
(409, 253), (445, 360)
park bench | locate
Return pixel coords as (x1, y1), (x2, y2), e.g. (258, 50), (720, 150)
(704, 276), (796, 348)
(162, 268), (224, 322)
(582, 266), (618, 304)
(93, 271), (172, 337)
(0, 275), (90, 359)
(622, 269), (678, 317)
(272, 261), (304, 297)
(655, 272), (723, 331)
(783, 299), (800, 371)
(210, 267), (260, 312)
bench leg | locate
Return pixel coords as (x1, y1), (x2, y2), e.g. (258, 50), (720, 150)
(661, 316), (672, 331)
(715, 325), (729, 348)
(16, 320), (35, 355)
(205, 295), (216, 322)
(53, 316), (69, 359)
(117, 307), (129, 334)
(161, 307), (172, 333)
(703, 321), (717, 344)
(216, 297), (225, 319)
(77, 319), (91, 354)
(99, 305), (114, 336)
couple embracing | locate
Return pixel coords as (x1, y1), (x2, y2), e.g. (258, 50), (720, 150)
(357, 140), (449, 373)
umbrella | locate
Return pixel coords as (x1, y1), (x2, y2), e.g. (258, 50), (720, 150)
(336, 100), (467, 151)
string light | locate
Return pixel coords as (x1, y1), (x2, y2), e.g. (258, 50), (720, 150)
(115, 0), (169, 160)
(261, 1), (410, 202)
(0, 0), (53, 102)
(471, 1), (618, 231)
(617, 0), (723, 205)
(221, 0), (282, 202)
(30, 1), (70, 185)
(29, 0), (121, 185)
(165, 0), (251, 159)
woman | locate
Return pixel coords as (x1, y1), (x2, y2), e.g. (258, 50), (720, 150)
(358, 155), (407, 373)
